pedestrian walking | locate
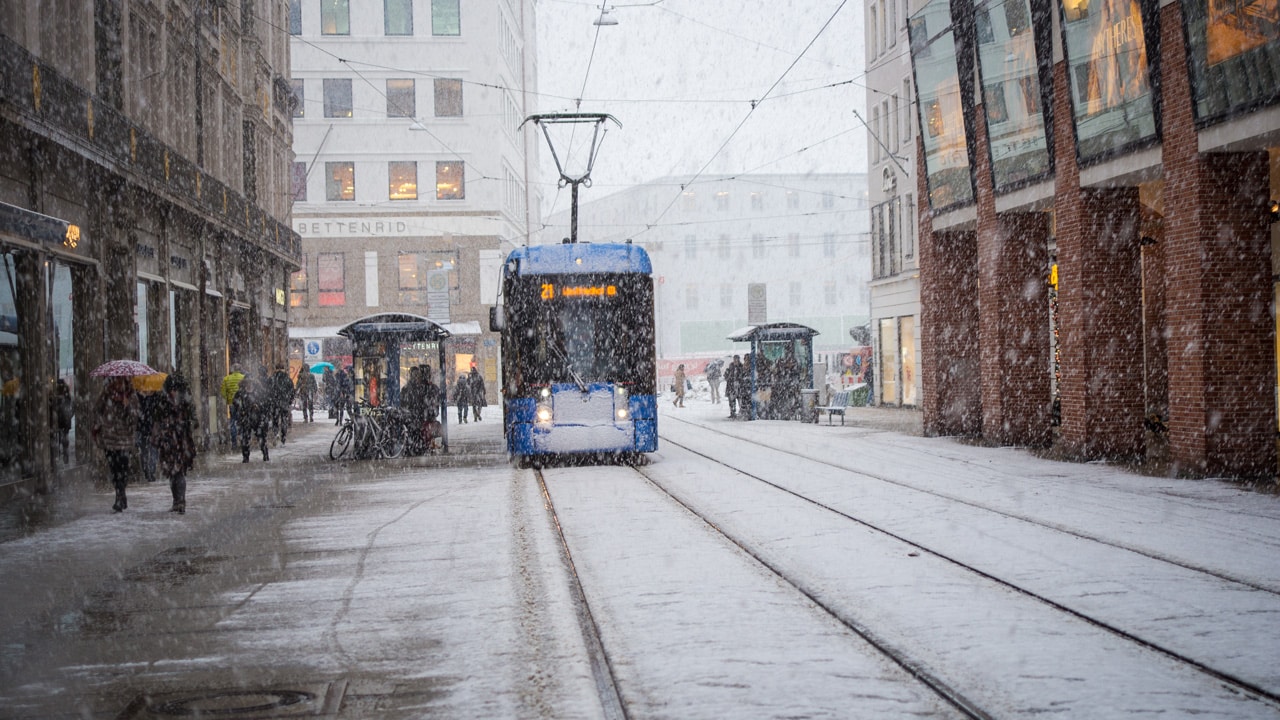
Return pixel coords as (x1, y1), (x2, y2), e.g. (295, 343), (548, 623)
(706, 360), (723, 405)
(232, 376), (269, 462)
(453, 374), (470, 424)
(296, 364), (318, 422)
(725, 355), (744, 419)
(220, 364), (245, 445)
(322, 366), (336, 419)
(334, 367), (355, 425)
(863, 362), (875, 406)
(136, 387), (163, 483)
(153, 373), (196, 514)
(672, 364), (686, 408)
(49, 378), (73, 464)
(268, 363), (295, 443)
(735, 354), (754, 419)
(467, 366), (486, 422)
(92, 377), (139, 513)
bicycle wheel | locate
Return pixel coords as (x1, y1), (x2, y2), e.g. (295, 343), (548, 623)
(380, 423), (405, 459)
(329, 423), (354, 460)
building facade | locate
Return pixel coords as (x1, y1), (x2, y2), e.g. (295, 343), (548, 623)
(907, 0), (1279, 478)
(0, 1), (301, 499)
(543, 174), (871, 379)
(286, 0), (539, 398)
(866, 0), (923, 408)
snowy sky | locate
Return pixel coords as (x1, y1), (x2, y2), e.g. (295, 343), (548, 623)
(533, 0), (868, 218)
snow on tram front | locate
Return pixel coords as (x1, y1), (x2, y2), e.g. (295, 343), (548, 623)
(490, 242), (657, 464)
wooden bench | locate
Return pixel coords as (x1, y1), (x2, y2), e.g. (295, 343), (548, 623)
(815, 390), (852, 425)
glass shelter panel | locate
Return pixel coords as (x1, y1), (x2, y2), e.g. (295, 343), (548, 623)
(1059, 0), (1158, 160)
(1183, 0), (1280, 123)
(0, 253), (23, 481)
(910, 0), (975, 210)
(976, 0), (1051, 188)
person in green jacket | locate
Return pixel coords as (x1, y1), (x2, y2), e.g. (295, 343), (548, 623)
(220, 363), (245, 445)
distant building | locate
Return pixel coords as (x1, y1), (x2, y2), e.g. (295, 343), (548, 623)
(0, 1), (300, 498)
(865, 0), (922, 408)
(543, 174), (871, 374)
(905, 0), (1279, 478)
(286, 0), (539, 395)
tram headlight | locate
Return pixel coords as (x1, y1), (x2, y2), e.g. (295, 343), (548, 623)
(614, 386), (629, 422)
(535, 403), (553, 425)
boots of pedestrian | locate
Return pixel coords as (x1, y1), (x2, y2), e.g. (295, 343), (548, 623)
(263, 448), (269, 462)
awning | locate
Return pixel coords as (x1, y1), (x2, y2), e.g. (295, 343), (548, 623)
(727, 323), (820, 342)
(171, 279), (199, 292)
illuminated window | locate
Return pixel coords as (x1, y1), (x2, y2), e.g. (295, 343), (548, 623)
(323, 79), (352, 118)
(289, 255), (308, 307)
(432, 0), (460, 35)
(385, 0), (413, 35)
(398, 252), (428, 304)
(386, 79), (415, 118)
(321, 0), (349, 35)
(434, 78), (463, 116)
(318, 253), (346, 306)
(291, 162), (307, 201)
(436, 161), (464, 200)
(389, 161), (417, 200)
(326, 162), (354, 201)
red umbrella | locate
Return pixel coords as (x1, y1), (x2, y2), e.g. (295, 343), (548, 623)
(91, 359), (159, 378)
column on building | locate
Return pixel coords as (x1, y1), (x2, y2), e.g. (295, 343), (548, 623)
(918, 142), (982, 436)
(1159, 3), (1276, 478)
(972, 107), (1052, 446)
(1051, 58), (1145, 461)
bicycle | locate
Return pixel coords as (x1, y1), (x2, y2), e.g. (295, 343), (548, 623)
(329, 402), (407, 460)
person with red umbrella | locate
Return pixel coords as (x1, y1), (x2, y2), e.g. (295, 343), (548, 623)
(92, 376), (140, 513)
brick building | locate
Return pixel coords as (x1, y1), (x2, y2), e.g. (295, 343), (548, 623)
(0, 1), (301, 499)
(907, 0), (1278, 478)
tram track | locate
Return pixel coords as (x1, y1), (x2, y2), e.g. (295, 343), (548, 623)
(648, 424), (1280, 712)
(662, 413), (1280, 596)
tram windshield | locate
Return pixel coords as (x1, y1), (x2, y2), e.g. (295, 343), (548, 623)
(513, 273), (655, 393)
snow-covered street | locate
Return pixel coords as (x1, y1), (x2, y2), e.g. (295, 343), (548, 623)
(2, 403), (1279, 718)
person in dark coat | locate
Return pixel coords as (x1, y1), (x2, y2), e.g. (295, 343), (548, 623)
(153, 373), (197, 513)
(269, 364), (295, 443)
(724, 355), (744, 419)
(136, 388), (164, 482)
(400, 366), (427, 456)
(453, 374), (470, 424)
(322, 366), (336, 419)
(49, 378), (73, 464)
(467, 367), (486, 422)
(296, 364), (318, 422)
(92, 376), (140, 513)
(232, 376), (269, 462)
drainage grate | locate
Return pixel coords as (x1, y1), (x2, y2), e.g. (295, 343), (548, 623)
(119, 681), (345, 719)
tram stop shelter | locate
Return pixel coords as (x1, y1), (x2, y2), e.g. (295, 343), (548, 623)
(727, 323), (819, 421)
(337, 313), (454, 452)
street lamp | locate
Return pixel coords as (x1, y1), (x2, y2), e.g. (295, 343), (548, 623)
(593, 0), (665, 26)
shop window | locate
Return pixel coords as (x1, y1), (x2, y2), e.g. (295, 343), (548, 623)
(389, 161), (418, 200)
(318, 253), (346, 306)
(398, 253), (429, 304)
(321, 0), (349, 35)
(1183, 0), (1280, 123)
(386, 79), (415, 118)
(326, 162), (354, 201)
(879, 318), (898, 405)
(289, 257), (308, 308)
(974, 0), (1049, 188)
(434, 78), (463, 116)
(0, 253), (24, 481)
(910, 0), (975, 210)
(900, 315), (917, 405)
(432, 0), (460, 35)
(50, 261), (76, 467)
(385, 0), (413, 35)
(323, 79), (352, 118)
(435, 162), (464, 200)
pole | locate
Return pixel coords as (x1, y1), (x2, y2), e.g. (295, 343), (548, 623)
(570, 181), (580, 244)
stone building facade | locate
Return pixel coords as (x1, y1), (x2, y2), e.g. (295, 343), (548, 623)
(908, 0), (1278, 478)
(0, 1), (301, 499)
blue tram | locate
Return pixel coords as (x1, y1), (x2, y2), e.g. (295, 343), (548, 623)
(490, 242), (657, 462)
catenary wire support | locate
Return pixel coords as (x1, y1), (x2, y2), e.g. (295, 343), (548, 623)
(520, 113), (621, 244)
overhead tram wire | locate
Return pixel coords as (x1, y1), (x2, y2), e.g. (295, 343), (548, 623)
(634, 0), (853, 240)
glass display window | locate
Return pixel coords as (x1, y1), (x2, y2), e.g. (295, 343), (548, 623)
(976, 0), (1052, 188)
(910, 0), (976, 210)
(1183, 0), (1280, 123)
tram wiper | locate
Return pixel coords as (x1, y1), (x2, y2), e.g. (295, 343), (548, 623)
(546, 339), (589, 393)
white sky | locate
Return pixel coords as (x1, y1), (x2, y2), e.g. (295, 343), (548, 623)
(533, 0), (869, 219)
